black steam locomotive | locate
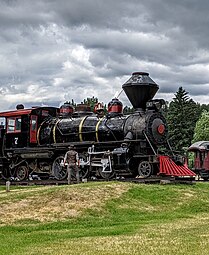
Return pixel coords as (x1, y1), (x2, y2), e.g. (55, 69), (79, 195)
(0, 72), (195, 181)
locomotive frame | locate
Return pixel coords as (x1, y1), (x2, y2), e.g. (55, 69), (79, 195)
(0, 72), (195, 181)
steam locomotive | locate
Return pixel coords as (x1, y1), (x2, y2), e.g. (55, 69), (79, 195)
(0, 72), (195, 181)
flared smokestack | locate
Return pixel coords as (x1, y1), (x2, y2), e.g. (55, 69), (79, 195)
(122, 72), (159, 110)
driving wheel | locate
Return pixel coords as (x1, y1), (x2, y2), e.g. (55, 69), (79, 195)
(52, 156), (67, 180)
(16, 165), (29, 181)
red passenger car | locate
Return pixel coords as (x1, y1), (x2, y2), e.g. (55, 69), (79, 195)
(188, 141), (209, 180)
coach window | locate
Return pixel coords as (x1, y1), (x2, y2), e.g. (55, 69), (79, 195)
(7, 117), (21, 133)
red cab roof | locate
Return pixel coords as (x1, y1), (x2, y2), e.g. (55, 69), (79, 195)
(0, 106), (59, 118)
(0, 108), (34, 117)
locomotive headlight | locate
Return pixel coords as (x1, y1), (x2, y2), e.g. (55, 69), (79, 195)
(154, 101), (161, 110)
(146, 101), (153, 108)
(146, 100), (161, 110)
(146, 99), (166, 111)
(161, 104), (166, 110)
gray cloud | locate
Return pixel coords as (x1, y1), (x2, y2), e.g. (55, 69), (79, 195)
(0, 0), (209, 111)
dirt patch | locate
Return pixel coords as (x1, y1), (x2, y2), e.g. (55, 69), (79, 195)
(0, 182), (130, 224)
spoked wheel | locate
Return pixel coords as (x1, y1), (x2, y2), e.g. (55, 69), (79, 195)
(138, 161), (152, 178)
(98, 166), (115, 180)
(16, 165), (29, 181)
(78, 153), (89, 179)
(52, 156), (67, 180)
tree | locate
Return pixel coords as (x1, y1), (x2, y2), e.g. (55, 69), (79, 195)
(82, 96), (98, 111)
(192, 110), (209, 143)
(199, 103), (209, 112)
(167, 87), (200, 152)
(123, 106), (134, 115)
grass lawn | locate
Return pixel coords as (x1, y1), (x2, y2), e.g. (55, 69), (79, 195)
(0, 181), (209, 254)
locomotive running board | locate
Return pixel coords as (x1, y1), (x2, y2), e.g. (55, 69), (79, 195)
(159, 155), (196, 177)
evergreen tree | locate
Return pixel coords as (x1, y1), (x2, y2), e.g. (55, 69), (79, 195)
(167, 87), (200, 152)
(199, 103), (209, 112)
(123, 106), (134, 115)
(192, 110), (209, 143)
(82, 96), (98, 111)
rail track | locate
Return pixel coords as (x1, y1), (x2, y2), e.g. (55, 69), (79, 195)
(0, 176), (196, 186)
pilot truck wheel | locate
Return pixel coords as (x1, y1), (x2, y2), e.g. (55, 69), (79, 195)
(138, 161), (153, 178)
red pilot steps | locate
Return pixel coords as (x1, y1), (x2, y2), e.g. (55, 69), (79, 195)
(159, 155), (196, 177)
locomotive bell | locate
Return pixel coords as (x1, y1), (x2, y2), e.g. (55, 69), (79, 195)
(122, 72), (159, 110)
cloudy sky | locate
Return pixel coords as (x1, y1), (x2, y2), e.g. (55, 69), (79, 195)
(1, 0), (209, 111)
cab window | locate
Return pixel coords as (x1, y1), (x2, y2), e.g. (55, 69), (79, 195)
(31, 115), (37, 131)
(7, 117), (21, 133)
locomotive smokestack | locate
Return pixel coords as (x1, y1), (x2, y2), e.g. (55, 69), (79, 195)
(122, 72), (159, 110)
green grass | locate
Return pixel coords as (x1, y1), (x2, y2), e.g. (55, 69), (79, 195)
(1, 182), (209, 254)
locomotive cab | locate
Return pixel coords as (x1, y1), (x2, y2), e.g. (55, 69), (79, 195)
(0, 106), (59, 150)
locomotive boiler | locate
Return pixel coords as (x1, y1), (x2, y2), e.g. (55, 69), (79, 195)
(0, 72), (195, 181)
(38, 72), (167, 147)
(36, 72), (168, 178)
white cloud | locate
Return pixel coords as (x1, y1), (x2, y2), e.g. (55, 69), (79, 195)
(0, 0), (209, 111)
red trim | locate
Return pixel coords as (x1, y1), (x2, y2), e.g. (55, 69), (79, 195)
(60, 107), (73, 113)
(108, 105), (122, 113)
(203, 153), (209, 170)
(194, 156), (201, 169)
(0, 109), (32, 117)
(30, 115), (38, 143)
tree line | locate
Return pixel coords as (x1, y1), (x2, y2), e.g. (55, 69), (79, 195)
(167, 87), (209, 153)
